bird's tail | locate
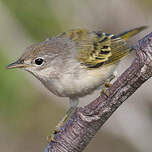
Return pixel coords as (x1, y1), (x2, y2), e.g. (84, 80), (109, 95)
(115, 26), (148, 40)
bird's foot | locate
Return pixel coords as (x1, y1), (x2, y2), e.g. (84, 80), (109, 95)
(101, 82), (112, 96)
(104, 82), (112, 88)
(46, 128), (60, 143)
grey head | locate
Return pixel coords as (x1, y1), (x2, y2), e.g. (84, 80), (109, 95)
(6, 37), (76, 80)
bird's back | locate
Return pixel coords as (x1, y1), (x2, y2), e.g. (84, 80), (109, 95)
(57, 26), (147, 68)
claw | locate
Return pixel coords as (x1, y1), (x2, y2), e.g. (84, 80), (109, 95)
(47, 135), (56, 143)
(101, 82), (112, 96)
(104, 83), (112, 88)
(47, 129), (60, 143)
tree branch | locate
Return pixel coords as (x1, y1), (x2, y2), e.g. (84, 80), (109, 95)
(43, 32), (152, 152)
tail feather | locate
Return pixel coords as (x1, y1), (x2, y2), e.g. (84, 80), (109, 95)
(115, 26), (148, 40)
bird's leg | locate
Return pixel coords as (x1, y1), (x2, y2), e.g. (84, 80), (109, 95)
(55, 98), (79, 132)
(47, 98), (79, 142)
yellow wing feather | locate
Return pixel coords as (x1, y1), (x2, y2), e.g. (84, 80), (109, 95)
(58, 26), (147, 68)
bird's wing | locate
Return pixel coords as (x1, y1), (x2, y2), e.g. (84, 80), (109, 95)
(57, 27), (146, 68)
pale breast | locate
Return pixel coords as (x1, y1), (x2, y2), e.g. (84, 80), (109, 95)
(48, 63), (118, 98)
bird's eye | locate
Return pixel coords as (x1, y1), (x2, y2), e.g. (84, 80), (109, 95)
(35, 58), (44, 65)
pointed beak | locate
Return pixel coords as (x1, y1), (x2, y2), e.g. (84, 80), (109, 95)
(6, 60), (31, 69)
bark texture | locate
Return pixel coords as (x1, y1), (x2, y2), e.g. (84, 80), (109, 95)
(43, 32), (152, 152)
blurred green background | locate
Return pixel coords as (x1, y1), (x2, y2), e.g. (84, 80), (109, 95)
(0, 0), (152, 152)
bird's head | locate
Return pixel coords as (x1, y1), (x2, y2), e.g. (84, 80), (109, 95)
(6, 37), (72, 80)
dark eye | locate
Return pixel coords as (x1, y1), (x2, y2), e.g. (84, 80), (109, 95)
(35, 58), (44, 65)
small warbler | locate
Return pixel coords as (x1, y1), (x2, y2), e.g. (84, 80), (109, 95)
(7, 26), (147, 136)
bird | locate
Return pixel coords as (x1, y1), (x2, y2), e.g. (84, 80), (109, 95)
(6, 26), (147, 140)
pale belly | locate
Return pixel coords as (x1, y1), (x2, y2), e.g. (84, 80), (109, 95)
(45, 64), (117, 98)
